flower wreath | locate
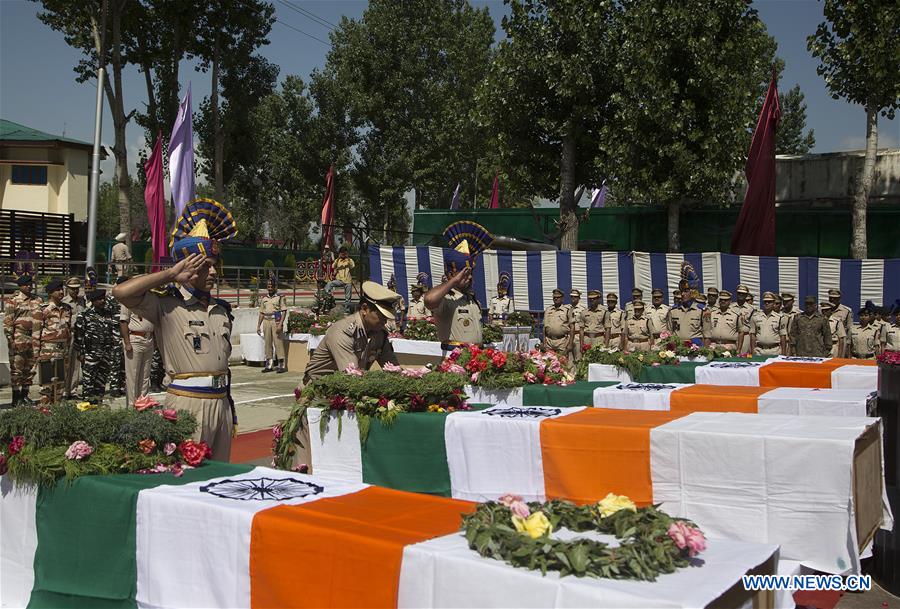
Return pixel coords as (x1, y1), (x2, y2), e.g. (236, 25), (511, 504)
(462, 493), (705, 581)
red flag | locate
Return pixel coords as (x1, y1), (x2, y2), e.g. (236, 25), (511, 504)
(144, 133), (167, 272)
(320, 165), (335, 250)
(731, 74), (780, 256)
(489, 172), (500, 209)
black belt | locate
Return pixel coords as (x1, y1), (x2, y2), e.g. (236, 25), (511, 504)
(757, 342), (779, 348)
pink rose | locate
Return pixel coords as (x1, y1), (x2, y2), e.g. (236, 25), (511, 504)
(652, 362), (661, 367)
(668, 521), (706, 557)
(65, 440), (93, 460)
(160, 409), (178, 422)
(523, 371), (537, 383)
(401, 366), (429, 379)
(8, 436), (25, 456)
(163, 442), (177, 456)
(470, 372), (480, 383)
(134, 395), (160, 412)
(344, 363), (364, 377)
(498, 493), (531, 519)
(382, 362), (403, 373)
(272, 425), (283, 440)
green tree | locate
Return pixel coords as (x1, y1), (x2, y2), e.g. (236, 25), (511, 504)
(808, 0), (900, 259)
(608, 0), (777, 251)
(488, 0), (619, 250)
(776, 84), (816, 155)
(316, 0), (495, 214)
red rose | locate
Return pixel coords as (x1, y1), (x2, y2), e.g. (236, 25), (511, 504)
(330, 395), (350, 411)
(178, 440), (211, 466)
(8, 436), (25, 456)
(409, 394), (426, 412)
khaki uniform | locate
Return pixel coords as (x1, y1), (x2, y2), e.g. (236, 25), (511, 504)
(489, 295), (515, 321)
(733, 302), (755, 353)
(543, 304), (573, 355)
(707, 308), (741, 350)
(570, 303), (586, 361)
(111, 242), (132, 277)
(883, 323), (900, 351)
(750, 311), (785, 356)
(32, 300), (72, 402)
(3, 291), (42, 390)
(120, 305), (156, 406)
(131, 286), (234, 462)
(62, 293), (85, 396)
(302, 312), (398, 382)
(259, 293), (286, 360)
(604, 308), (626, 347)
(849, 324), (880, 359)
(580, 308), (606, 349)
(624, 316), (652, 351)
(782, 309), (798, 354)
(434, 290), (482, 345)
(790, 312), (831, 357)
(408, 297), (431, 320)
(647, 304), (670, 338)
(668, 304), (703, 341)
(832, 304), (852, 356)
(826, 315), (847, 358)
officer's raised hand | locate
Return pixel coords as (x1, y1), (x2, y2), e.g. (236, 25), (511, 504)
(169, 254), (206, 285)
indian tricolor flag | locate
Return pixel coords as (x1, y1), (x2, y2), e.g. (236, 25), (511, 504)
(0, 464), (472, 609)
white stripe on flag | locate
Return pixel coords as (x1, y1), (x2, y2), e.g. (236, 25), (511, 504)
(601, 252), (619, 298)
(571, 251), (588, 297)
(540, 251), (557, 309)
(778, 257), (800, 300)
(666, 254), (684, 297)
(861, 259), (884, 309)
(307, 409), (363, 482)
(404, 247), (419, 291)
(702, 253), (720, 291)
(428, 246), (444, 286)
(0, 480), (37, 609)
(818, 257), (841, 304)
(483, 250), (500, 304)
(379, 247), (395, 289)
(739, 255), (761, 299)
(511, 251), (529, 310)
(135, 467), (368, 609)
(632, 252), (652, 296)
(445, 406), (584, 502)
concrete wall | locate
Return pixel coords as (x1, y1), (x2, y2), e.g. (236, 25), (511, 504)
(0, 145), (91, 220)
(774, 149), (900, 203)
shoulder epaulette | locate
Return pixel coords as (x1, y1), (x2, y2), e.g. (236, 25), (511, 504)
(150, 284), (180, 298)
(214, 297), (232, 313)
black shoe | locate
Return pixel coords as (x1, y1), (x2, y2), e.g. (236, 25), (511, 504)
(261, 360), (274, 373)
(10, 389), (20, 407)
(276, 359), (287, 373)
(20, 389), (34, 406)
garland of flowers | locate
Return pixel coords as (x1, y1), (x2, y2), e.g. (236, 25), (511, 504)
(272, 367), (469, 469)
(439, 346), (573, 390)
(654, 331), (734, 359)
(0, 397), (211, 486)
(403, 317), (438, 341)
(462, 493), (706, 581)
(576, 346), (680, 380)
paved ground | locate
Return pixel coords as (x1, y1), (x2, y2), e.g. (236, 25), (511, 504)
(0, 363), (298, 433)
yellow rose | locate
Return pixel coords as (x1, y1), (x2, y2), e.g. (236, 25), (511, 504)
(618, 357), (625, 364)
(512, 511), (552, 539)
(596, 492), (637, 518)
(76, 402), (96, 412)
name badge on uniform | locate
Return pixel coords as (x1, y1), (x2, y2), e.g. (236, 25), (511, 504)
(189, 320), (205, 327)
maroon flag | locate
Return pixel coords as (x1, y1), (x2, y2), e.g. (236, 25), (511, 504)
(731, 74), (780, 256)
(320, 165), (335, 250)
(144, 133), (167, 272)
(489, 172), (500, 209)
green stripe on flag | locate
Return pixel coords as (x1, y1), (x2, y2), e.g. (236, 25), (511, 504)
(30, 461), (252, 609)
(523, 381), (619, 406)
(361, 405), (491, 497)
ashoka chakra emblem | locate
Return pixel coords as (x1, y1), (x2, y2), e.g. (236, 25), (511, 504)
(200, 477), (324, 501)
(484, 407), (562, 418)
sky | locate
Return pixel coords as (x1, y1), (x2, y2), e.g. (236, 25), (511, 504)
(1, 0), (897, 184)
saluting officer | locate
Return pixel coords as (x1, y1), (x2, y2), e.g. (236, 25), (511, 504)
(821, 302), (847, 358)
(623, 301), (652, 351)
(257, 276), (287, 373)
(580, 290), (606, 350)
(706, 290), (740, 351)
(424, 264), (483, 350)
(749, 292), (786, 356)
(543, 289), (574, 364)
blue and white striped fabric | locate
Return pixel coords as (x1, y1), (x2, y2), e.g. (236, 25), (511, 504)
(368, 246), (900, 314)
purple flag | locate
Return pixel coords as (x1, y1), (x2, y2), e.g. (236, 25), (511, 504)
(450, 183), (461, 210)
(590, 183), (608, 208)
(168, 83), (195, 218)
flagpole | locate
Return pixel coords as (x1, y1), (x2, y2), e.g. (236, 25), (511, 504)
(85, 0), (108, 270)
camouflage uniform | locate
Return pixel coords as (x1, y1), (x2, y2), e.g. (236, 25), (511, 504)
(62, 292), (86, 397)
(74, 300), (120, 399)
(790, 311), (832, 357)
(105, 294), (126, 394)
(32, 301), (73, 403)
(3, 290), (43, 397)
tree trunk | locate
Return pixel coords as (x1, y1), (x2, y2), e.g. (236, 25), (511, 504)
(851, 106), (877, 259)
(667, 200), (681, 252)
(212, 34), (224, 201)
(109, 0), (131, 251)
(559, 127), (578, 251)
(141, 59), (158, 137)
